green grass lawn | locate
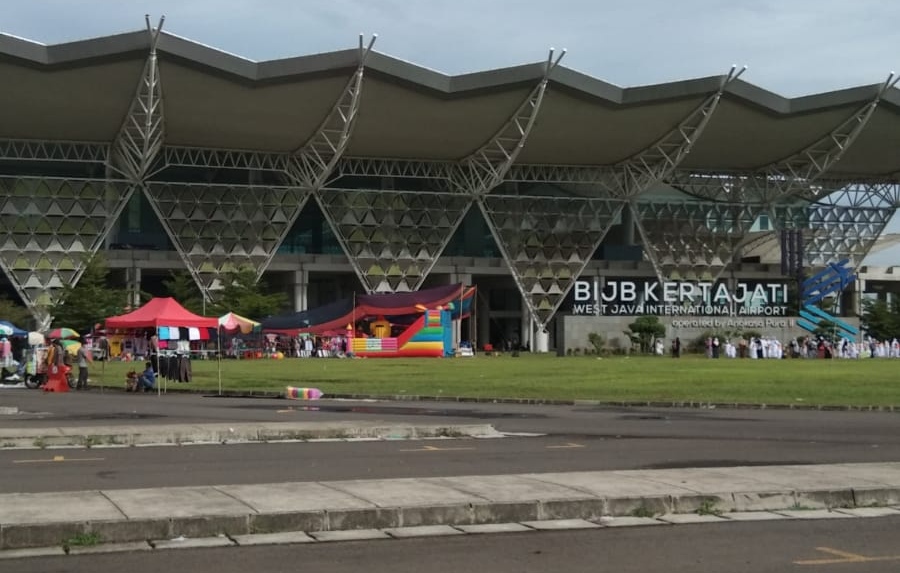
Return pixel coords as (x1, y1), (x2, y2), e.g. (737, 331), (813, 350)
(88, 354), (900, 407)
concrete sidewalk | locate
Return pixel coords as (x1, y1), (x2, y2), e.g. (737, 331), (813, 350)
(2, 462), (899, 552)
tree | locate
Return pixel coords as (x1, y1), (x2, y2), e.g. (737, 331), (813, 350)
(162, 271), (205, 315)
(209, 267), (287, 320)
(51, 254), (128, 333)
(625, 316), (666, 354)
(860, 298), (900, 341)
(813, 318), (839, 341)
(0, 294), (33, 329)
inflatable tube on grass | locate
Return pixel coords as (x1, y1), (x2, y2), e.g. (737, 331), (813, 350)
(285, 386), (323, 400)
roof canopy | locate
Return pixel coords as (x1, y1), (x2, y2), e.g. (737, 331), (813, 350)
(3, 29), (900, 178)
(106, 297), (218, 329)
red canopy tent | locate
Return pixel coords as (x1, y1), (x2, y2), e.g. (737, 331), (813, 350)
(105, 297), (222, 395)
(106, 297), (218, 329)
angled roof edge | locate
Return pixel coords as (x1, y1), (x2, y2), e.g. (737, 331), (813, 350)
(2, 28), (899, 111)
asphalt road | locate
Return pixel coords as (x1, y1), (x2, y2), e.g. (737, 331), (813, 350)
(8, 516), (900, 572)
(1, 392), (899, 493)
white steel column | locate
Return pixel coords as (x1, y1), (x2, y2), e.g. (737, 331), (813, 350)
(520, 311), (532, 352)
(534, 328), (549, 353)
(450, 272), (472, 351)
(292, 269), (309, 312)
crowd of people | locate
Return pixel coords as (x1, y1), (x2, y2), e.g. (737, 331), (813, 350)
(688, 335), (900, 359)
(227, 334), (353, 359)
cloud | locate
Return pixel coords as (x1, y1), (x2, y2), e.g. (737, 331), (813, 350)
(3, 0), (900, 95)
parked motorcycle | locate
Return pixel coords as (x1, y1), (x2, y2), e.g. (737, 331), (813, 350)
(23, 370), (76, 390)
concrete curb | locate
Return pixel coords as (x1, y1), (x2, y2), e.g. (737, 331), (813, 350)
(128, 387), (900, 413)
(2, 488), (899, 552)
(0, 421), (501, 449)
(2, 464), (900, 551)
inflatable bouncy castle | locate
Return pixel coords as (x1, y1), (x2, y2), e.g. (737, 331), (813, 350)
(261, 284), (474, 359)
(352, 309), (452, 358)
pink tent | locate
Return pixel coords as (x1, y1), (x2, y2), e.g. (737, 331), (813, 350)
(106, 297), (218, 329)
(218, 312), (260, 334)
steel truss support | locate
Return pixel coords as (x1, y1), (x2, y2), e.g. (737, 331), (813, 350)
(480, 195), (624, 330)
(107, 15), (167, 182)
(336, 157), (454, 181)
(451, 49), (565, 195)
(632, 200), (763, 283)
(337, 158), (608, 185)
(287, 35), (376, 189)
(143, 183), (312, 297)
(0, 177), (132, 324)
(765, 73), (898, 202)
(0, 139), (109, 163)
(599, 66), (744, 198)
(770, 183), (898, 269)
(816, 182), (900, 209)
(162, 146), (290, 173)
(671, 73), (899, 203)
(317, 189), (473, 292)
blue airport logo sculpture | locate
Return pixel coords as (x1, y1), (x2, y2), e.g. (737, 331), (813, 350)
(797, 259), (859, 340)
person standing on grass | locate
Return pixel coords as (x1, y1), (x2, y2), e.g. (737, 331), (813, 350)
(75, 341), (91, 390)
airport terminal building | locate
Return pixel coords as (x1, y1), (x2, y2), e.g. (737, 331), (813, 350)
(2, 20), (900, 351)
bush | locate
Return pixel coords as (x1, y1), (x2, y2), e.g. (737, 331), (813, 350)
(588, 332), (605, 354)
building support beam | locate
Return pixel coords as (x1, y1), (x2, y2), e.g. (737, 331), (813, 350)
(609, 66), (744, 283)
(289, 34), (376, 189)
(108, 15), (167, 182)
(0, 139), (109, 164)
(604, 65), (744, 198)
(456, 48), (565, 195)
(765, 73), (898, 203)
(671, 73), (898, 204)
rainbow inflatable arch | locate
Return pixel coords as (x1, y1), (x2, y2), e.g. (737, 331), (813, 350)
(351, 309), (452, 358)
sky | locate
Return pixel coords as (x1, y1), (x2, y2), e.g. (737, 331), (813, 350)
(3, 0), (900, 265)
(4, 0), (900, 97)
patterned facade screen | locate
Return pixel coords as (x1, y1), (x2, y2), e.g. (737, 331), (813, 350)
(144, 183), (310, 295)
(634, 201), (762, 281)
(0, 177), (133, 313)
(480, 195), (624, 329)
(772, 204), (894, 268)
(317, 189), (473, 293)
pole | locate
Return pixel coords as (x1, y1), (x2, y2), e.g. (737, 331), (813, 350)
(217, 327), (222, 396)
(157, 326), (163, 396)
(458, 284), (464, 350)
(472, 290), (478, 352)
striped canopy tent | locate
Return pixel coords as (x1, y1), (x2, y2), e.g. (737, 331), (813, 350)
(218, 312), (260, 334)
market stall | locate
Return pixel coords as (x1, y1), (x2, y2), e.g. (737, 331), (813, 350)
(106, 297), (220, 394)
